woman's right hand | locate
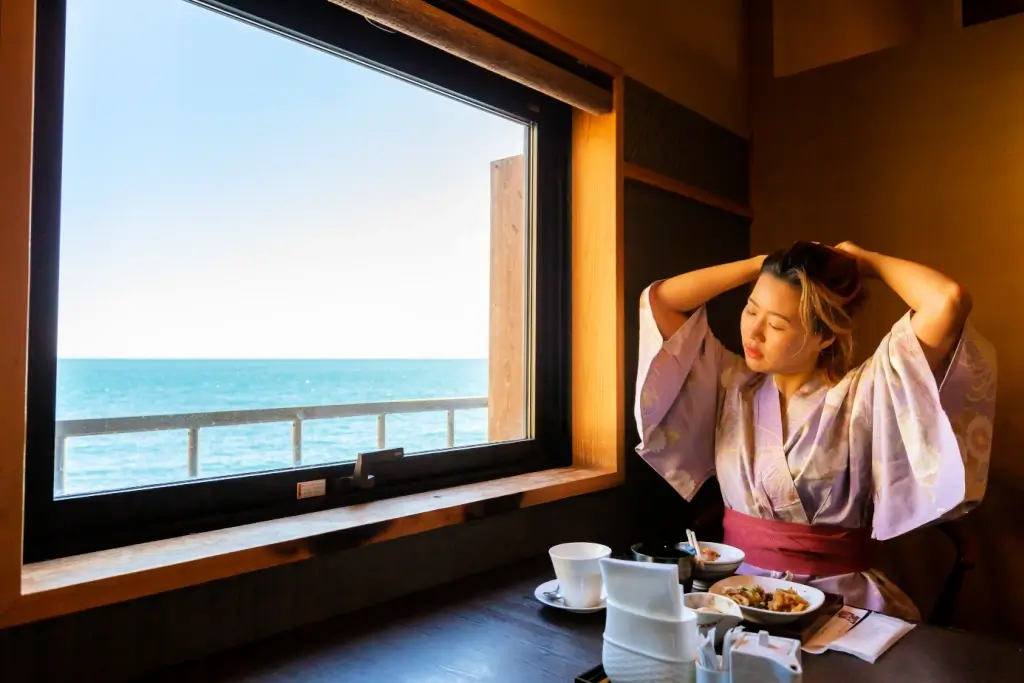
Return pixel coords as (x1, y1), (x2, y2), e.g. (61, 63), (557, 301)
(648, 256), (766, 340)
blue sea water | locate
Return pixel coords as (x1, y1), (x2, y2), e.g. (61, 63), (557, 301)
(56, 359), (490, 495)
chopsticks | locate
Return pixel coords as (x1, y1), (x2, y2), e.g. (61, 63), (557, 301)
(687, 528), (704, 570)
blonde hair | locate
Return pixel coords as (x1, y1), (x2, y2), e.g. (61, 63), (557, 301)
(762, 242), (867, 384)
(794, 270), (863, 383)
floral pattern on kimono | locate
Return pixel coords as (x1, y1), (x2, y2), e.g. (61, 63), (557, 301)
(634, 284), (997, 618)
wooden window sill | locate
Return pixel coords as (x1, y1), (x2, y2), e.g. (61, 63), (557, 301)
(0, 466), (620, 628)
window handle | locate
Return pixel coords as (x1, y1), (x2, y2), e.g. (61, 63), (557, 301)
(341, 447), (404, 490)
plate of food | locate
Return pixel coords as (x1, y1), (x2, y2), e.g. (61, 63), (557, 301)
(709, 575), (824, 625)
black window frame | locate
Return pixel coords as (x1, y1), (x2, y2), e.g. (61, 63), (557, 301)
(24, 0), (574, 562)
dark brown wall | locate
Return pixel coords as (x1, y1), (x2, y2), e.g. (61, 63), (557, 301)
(750, 10), (1024, 641)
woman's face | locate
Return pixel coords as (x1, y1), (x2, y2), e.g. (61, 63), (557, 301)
(740, 274), (829, 375)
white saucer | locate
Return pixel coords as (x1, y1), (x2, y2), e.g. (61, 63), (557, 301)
(534, 579), (606, 613)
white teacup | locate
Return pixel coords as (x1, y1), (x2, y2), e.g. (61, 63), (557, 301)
(549, 542), (612, 608)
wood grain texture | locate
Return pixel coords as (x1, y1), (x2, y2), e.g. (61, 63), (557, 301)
(459, 0), (623, 76)
(487, 155), (526, 442)
(0, 0), (35, 615)
(624, 162), (753, 219)
(327, 0), (612, 113)
(0, 488), (630, 683)
(1, 467), (618, 628)
(624, 78), (750, 206)
(571, 76), (624, 475)
(137, 555), (1024, 683)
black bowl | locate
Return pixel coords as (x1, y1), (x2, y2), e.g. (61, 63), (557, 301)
(629, 541), (696, 584)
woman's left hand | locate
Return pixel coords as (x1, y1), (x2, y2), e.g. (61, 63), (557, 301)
(833, 241), (878, 278)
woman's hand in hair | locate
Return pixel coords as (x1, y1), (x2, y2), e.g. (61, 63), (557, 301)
(833, 241), (878, 278)
(836, 243), (972, 371)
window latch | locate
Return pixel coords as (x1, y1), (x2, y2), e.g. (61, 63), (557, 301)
(341, 447), (404, 490)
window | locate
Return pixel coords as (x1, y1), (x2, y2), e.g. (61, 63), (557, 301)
(25, 0), (571, 561)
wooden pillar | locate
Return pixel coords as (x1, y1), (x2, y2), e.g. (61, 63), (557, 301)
(571, 77), (624, 474)
(0, 0), (37, 613)
(487, 155), (526, 442)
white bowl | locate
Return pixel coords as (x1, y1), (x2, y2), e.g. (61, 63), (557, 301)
(687, 542), (745, 580)
(709, 575), (824, 625)
(682, 592), (744, 645)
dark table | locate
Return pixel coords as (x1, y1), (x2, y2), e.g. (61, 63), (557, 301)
(147, 556), (1023, 683)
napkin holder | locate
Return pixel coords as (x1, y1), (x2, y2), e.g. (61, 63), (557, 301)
(729, 630), (802, 683)
(599, 558), (697, 683)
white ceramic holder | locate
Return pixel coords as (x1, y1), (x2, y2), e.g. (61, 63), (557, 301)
(599, 558), (699, 683)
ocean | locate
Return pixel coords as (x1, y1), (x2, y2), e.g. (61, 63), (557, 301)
(56, 359), (490, 496)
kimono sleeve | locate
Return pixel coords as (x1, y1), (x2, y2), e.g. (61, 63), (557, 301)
(634, 284), (740, 501)
(857, 312), (997, 540)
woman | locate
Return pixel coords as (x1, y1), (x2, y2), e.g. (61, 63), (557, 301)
(635, 241), (996, 620)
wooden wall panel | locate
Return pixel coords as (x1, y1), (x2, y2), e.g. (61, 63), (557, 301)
(0, 0), (35, 615)
(570, 77), (624, 474)
(624, 78), (750, 206)
(622, 179), (750, 541)
(618, 77), (750, 545)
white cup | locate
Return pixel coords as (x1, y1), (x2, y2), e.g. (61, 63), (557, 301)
(549, 542), (612, 608)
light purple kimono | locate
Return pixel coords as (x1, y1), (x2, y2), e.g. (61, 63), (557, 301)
(635, 285), (997, 619)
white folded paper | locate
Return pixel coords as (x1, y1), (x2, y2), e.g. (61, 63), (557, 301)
(828, 612), (915, 663)
(803, 605), (869, 655)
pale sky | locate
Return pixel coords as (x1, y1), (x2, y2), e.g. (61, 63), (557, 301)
(57, 0), (526, 359)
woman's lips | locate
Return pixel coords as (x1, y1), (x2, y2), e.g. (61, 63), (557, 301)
(744, 345), (763, 360)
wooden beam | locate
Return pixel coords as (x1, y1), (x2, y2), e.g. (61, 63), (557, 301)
(459, 0), (624, 77)
(327, 0), (612, 114)
(487, 155), (526, 443)
(746, 0), (773, 227)
(623, 162), (753, 219)
(571, 76), (625, 475)
(0, 0), (35, 615)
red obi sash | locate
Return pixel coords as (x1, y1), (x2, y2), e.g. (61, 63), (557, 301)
(723, 508), (876, 576)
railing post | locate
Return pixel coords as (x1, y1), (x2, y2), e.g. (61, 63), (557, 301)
(377, 414), (386, 449)
(187, 427), (199, 478)
(292, 418), (302, 466)
(55, 436), (67, 495)
(446, 409), (455, 448)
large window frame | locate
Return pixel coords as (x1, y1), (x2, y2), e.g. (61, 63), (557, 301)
(23, 0), (574, 562)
